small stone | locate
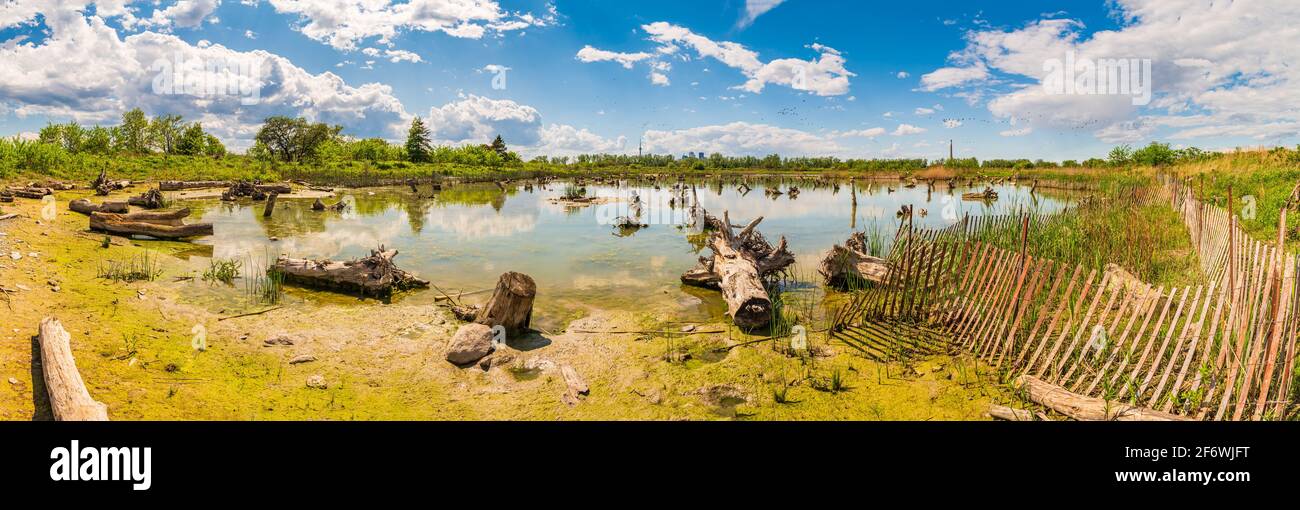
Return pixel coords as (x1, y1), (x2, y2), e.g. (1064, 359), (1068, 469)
(27, 252), (37, 258)
(680, 324), (696, 333)
(269, 236), (279, 241)
(50, 286), (60, 292)
(9, 252), (19, 260)
(306, 374), (327, 389)
(288, 354), (317, 364)
(7, 377), (17, 385)
(264, 334), (295, 346)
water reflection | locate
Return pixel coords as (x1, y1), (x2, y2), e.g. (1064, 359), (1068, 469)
(188, 176), (1072, 322)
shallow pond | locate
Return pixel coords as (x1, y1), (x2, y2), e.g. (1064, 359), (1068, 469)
(176, 177), (1071, 331)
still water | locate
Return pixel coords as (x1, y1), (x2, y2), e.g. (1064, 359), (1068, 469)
(177, 177), (1070, 329)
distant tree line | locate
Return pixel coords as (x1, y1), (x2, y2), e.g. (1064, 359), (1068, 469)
(35, 108), (225, 157)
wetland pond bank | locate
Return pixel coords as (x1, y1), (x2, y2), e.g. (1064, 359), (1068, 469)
(0, 176), (1072, 420)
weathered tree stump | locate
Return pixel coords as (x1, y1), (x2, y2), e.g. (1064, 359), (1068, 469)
(90, 168), (128, 196)
(89, 208), (214, 239)
(127, 188), (165, 209)
(69, 199), (128, 215)
(274, 246), (430, 297)
(680, 211), (795, 329)
(37, 318), (109, 421)
(263, 192), (278, 217)
(818, 231), (891, 288)
(473, 272), (536, 337)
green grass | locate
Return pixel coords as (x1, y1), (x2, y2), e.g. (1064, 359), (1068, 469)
(96, 251), (162, 283)
(201, 258), (241, 285)
(967, 187), (1201, 287)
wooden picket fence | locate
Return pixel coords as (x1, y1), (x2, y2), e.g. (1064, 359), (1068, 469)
(840, 178), (1298, 420)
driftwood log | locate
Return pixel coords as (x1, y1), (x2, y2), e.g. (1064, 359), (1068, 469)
(159, 180), (228, 191)
(1013, 375), (1190, 421)
(69, 199), (129, 215)
(5, 186), (52, 199)
(987, 404), (1051, 421)
(680, 211), (795, 329)
(90, 168), (128, 196)
(89, 208), (214, 239)
(127, 188), (165, 209)
(37, 318), (109, 421)
(274, 246), (430, 297)
(223, 181), (292, 200)
(473, 272), (536, 337)
(818, 231), (891, 288)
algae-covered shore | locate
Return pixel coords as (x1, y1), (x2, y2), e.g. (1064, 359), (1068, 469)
(0, 186), (1003, 421)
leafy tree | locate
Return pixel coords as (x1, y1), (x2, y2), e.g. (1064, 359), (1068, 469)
(82, 126), (113, 154)
(148, 114), (184, 154)
(1108, 144), (1133, 166)
(204, 134), (226, 157)
(116, 108), (150, 154)
(175, 122), (208, 156)
(1131, 141), (1176, 166)
(405, 117), (432, 163)
(60, 121), (85, 153)
(38, 123), (62, 146)
(254, 116), (340, 162)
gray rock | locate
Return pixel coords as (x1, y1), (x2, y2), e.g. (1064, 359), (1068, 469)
(306, 374), (327, 389)
(445, 323), (495, 365)
(289, 354), (317, 364)
(264, 334), (295, 346)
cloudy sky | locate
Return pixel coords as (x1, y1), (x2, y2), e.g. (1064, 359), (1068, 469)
(1, 0), (1297, 161)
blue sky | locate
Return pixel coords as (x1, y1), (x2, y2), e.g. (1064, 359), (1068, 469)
(2, 1), (1298, 161)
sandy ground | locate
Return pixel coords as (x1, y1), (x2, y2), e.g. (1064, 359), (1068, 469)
(0, 188), (1003, 420)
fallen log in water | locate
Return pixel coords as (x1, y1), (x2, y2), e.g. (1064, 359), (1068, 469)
(1013, 375), (1190, 421)
(962, 187), (999, 202)
(89, 208), (214, 239)
(818, 231), (891, 288)
(680, 211), (795, 329)
(159, 180), (228, 191)
(474, 272), (536, 337)
(274, 246), (429, 297)
(69, 198), (129, 215)
(37, 318), (109, 421)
